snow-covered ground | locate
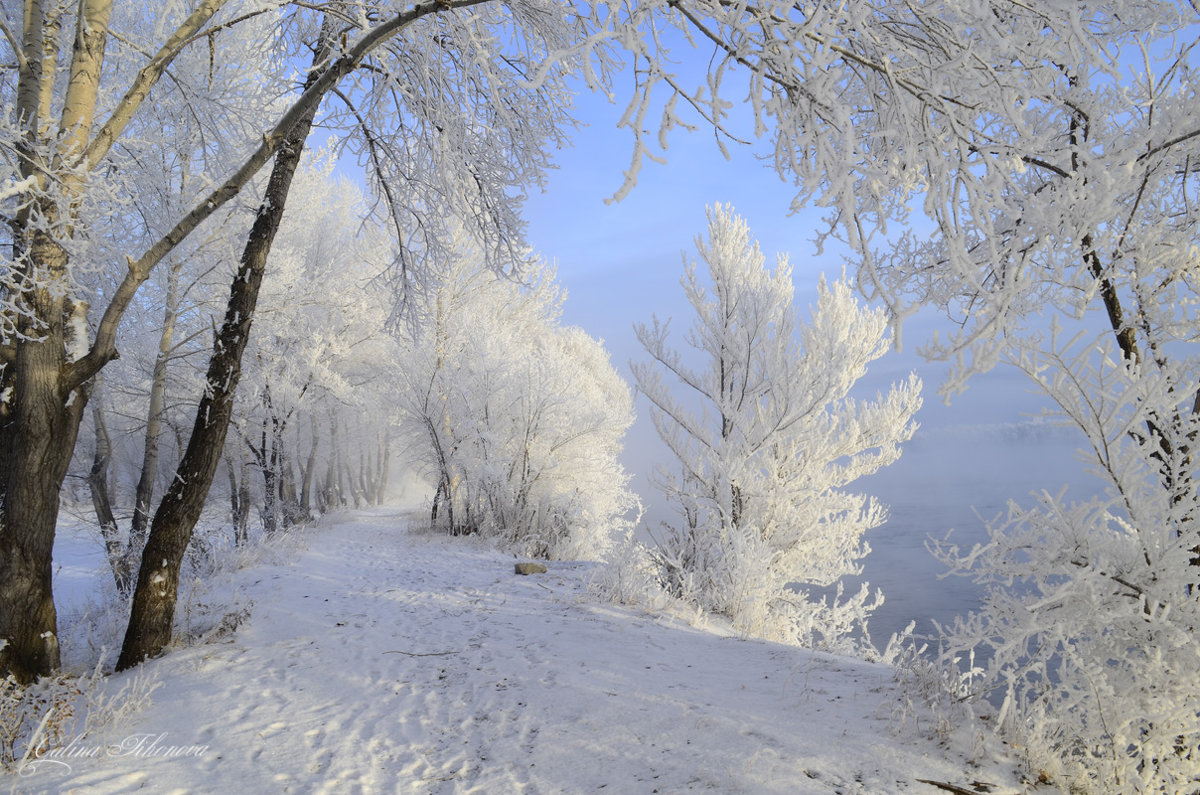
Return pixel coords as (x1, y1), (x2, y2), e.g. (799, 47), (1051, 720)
(8, 507), (1034, 795)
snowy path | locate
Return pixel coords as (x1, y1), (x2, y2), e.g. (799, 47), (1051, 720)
(12, 509), (1020, 794)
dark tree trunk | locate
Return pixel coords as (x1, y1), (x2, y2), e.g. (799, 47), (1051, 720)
(86, 399), (129, 594)
(0, 340), (89, 682)
(116, 29), (331, 671)
(301, 414), (319, 516)
(0, 234), (91, 683)
(259, 411), (278, 535)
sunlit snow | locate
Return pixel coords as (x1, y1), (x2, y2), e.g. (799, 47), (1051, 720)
(16, 504), (1033, 794)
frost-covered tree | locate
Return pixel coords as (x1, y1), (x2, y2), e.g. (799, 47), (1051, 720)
(232, 152), (401, 534)
(117, 0), (614, 670)
(632, 205), (920, 648)
(0, 0), (614, 680)
(0, 0), (281, 681)
(929, 326), (1200, 791)
(607, 4), (1200, 787)
(399, 237), (637, 561)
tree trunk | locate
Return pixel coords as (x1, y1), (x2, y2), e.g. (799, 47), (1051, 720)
(276, 420), (301, 526)
(86, 398), (128, 594)
(372, 429), (390, 505)
(238, 457), (252, 544)
(116, 26), (332, 671)
(0, 0), (110, 684)
(357, 434), (371, 505)
(224, 451), (252, 547)
(0, 285), (90, 681)
(301, 414), (319, 516)
(342, 446), (361, 508)
(224, 453), (241, 544)
(126, 259), (183, 577)
(324, 413), (342, 508)
(259, 411), (278, 535)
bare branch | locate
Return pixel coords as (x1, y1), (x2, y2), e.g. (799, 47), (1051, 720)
(83, 0), (228, 170)
(68, 0), (495, 390)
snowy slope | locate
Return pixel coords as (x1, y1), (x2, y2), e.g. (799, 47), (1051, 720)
(9, 508), (1032, 794)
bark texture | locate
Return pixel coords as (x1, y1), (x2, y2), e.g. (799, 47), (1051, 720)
(116, 30), (330, 670)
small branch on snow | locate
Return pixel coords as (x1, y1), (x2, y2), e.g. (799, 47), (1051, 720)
(915, 779), (997, 794)
(382, 649), (460, 657)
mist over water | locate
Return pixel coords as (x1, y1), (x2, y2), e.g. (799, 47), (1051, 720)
(851, 423), (1105, 648)
(628, 417), (1107, 652)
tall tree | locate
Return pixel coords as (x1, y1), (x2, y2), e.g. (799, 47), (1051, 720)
(0, 0), (226, 683)
(608, 1), (1199, 787)
(0, 0), (612, 681)
(633, 205), (920, 648)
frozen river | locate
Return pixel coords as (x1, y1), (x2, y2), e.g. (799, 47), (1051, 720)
(631, 418), (1105, 652)
(833, 422), (1103, 649)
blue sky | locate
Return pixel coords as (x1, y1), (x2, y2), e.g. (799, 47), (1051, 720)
(522, 85), (1057, 432)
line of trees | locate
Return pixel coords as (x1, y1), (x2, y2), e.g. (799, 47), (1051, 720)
(396, 233), (637, 560)
(2, 0), (1197, 787)
(79, 151), (400, 598)
(0, 0), (611, 681)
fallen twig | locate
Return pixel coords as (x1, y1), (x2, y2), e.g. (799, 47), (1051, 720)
(916, 779), (994, 795)
(382, 649), (460, 657)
